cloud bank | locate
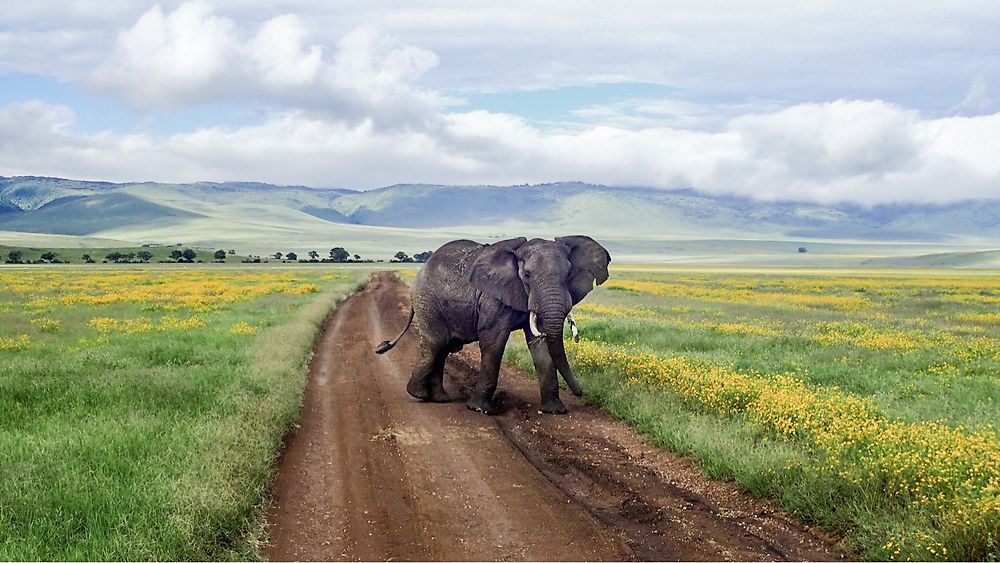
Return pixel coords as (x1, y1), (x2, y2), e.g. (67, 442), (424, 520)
(1, 2), (999, 205)
(88, 3), (444, 127)
(4, 97), (998, 205)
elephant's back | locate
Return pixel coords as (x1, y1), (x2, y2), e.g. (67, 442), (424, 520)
(424, 239), (483, 281)
(411, 240), (483, 326)
(432, 239), (483, 259)
(423, 240), (483, 285)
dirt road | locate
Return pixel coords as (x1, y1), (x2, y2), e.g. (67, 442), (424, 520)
(264, 272), (848, 561)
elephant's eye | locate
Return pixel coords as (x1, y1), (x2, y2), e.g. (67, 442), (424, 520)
(523, 270), (532, 279)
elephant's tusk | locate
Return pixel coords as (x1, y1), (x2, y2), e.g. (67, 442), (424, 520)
(529, 311), (546, 338)
(567, 311), (579, 342)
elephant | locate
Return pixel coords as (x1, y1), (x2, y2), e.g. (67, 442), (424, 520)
(375, 235), (611, 414)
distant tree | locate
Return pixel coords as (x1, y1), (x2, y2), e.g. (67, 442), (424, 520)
(6, 250), (23, 264)
(136, 250), (154, 262)
(393, 251), (412, 263)
(286, 251), (298, 261)
(798, 247), (808, 254)
(169, 250), (184, 261)
(111, 252), (125, 263)
(213, 249), (227, 261)
(40, 251), (58, 263)
(413, 251), (433, 263)
(181, 248), (197, 262)
(81, 253), (94, 264)
(353, 254), (361, 261)
(124, 252), (136, 262)
(273, 252), (283, 260)
(329, 247), (350, 262)
(228, 249), (236, 255)
(308, 250), (320, 261)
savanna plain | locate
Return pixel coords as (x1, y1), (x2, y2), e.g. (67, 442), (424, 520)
(0, 264), (997, 561)
(0, 266), (372, 560)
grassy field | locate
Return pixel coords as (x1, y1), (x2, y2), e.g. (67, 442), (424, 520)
(0, 266), (373, 559)
(507, 266), (1000, 561)
(3, 264), (997, 560)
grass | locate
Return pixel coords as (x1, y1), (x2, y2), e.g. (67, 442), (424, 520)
(506, 266), (999, 561)
(0, 266), (372, 560)
(4, 263), (996, 560)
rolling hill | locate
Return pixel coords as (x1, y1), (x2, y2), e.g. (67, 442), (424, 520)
(0, 192), (199, 236)
(1, 175), (998, 263)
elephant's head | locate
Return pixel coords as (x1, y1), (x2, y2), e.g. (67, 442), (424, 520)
(469, 235), (611, 395)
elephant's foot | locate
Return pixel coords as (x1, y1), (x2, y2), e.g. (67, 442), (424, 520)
(540, 397), (568, 414)
(428, 386), (450, 403)
(406, 378), (432, 401)
(466, 396), (496, 414)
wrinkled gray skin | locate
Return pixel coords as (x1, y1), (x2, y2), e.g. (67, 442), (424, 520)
(379, 235), (611, 415)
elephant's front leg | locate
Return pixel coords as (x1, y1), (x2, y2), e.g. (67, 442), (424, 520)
(466, 330), (510, 414)
(525, 331), (566, 414)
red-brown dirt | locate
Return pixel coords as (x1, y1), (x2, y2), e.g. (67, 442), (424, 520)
(264, 272), (850, 561)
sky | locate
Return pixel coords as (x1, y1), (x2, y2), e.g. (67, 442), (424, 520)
(1, 1), (999, 205)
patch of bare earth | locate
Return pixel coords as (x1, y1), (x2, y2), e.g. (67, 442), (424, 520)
(264, 272), (851, 561)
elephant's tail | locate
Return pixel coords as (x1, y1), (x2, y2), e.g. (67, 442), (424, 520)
(375, 307), (414, 354)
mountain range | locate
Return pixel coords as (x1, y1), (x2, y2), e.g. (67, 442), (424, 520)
(1, 175), (998, 265)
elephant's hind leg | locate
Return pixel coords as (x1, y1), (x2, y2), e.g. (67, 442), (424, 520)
(407, 338), (448, 402)
(426, 348), (450, 402)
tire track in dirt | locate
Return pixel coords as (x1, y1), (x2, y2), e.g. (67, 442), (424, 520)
(264, 272), (850, 561)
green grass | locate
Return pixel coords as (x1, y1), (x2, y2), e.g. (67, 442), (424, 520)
(506, 266), (1000, 561)
(0, 266), (373, 560)
(4, 263), (996, 560)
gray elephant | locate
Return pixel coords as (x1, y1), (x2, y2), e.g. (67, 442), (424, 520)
(376, 235), (611, 414)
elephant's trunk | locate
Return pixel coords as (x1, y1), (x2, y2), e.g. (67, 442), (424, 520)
(532, 283), (582, 396)
(547, 333), (584, 397)
(541, 313), (582, 397)
(541, 310), (566, 344)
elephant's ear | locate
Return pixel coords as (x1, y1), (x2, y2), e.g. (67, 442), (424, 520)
(556, 235), (611, 305)
(469, 237), (529, 311)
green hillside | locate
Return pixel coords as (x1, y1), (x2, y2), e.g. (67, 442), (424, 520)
(1, 176), (998, 264)
(0, 193), (201, 236)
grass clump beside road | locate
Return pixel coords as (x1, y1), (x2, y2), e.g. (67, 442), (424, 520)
(0, 267), (369, 560)
(507, 267), (1000, 561)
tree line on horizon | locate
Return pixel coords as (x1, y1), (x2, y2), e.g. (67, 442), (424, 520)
(4, 247), (433, 265)
(247, 247), (433, 264)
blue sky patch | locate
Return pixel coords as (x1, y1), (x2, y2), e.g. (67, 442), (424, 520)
(0, 73), (256, 135)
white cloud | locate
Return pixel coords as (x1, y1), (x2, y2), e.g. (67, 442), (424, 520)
(3, 98), (999, 205)
(7, 1), (999, 111)
(2, 2), (1000, 205)
(89, 2), (239, 108)
(0, 101), (76, 148)
(87, 3), (443, 126)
